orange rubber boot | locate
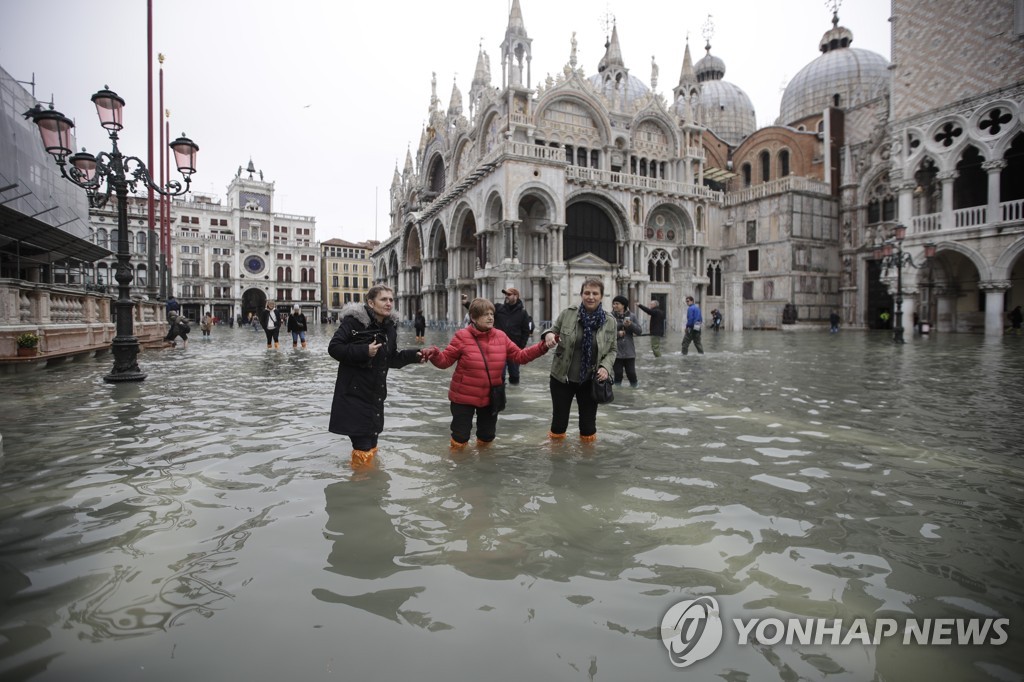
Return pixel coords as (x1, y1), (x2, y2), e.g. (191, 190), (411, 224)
(547, 431), (566, 440)
(580, 433), (597, 443)
(351, 448), (376, 469)
(450, 437), (468, 450)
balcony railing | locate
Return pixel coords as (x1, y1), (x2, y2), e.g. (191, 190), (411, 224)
(565, 165), (723, 200)
(909, 198), (1024, 235)
(725, 176), (832, 206)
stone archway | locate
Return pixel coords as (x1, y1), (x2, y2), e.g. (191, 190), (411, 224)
(241, 288), (267, 325)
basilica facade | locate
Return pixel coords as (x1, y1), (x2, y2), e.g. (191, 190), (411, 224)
(374, 0), (1024, 335)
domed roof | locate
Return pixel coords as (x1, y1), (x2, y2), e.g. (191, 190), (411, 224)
(779, 16), (890, 126)
(698, 80), (756, 145)
(691, 42), (756, 146)
(587, 72), (651, 107)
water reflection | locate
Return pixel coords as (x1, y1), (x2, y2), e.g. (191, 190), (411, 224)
(0, 326), (1021, 680)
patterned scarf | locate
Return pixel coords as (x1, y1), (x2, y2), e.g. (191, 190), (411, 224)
(578, 304), (606, 382)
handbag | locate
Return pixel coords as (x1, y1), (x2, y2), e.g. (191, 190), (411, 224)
(591, 377), (614, 404)
(473, 336), (506, 416)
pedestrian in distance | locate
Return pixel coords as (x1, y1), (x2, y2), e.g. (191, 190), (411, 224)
(424, 297), (548, 449)
(200, 311), (214, 338)
(260, 300), (282, 349)
(414, 309), (426, 344)
(164, 311), (190, 348)
(541, 278), (617, 443)
(288, 304), (308, 348)
(165, 294), (180, 318)
(710, 308), (723, 332)
(636, 299), (666, 357)
(682, 295), (704, 355)
(1008, 305), (1023, 335)
(611, 295), (641, 388)
(830, 310), (841, 333)
(494, 287), (533, 385)
(328, 285), (429, 469)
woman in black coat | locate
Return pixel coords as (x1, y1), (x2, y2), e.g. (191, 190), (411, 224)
(328, 286), (428, 469)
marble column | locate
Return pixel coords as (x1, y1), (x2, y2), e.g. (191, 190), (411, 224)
(981, 280), (1009, 337)
(938, 170), (958, 230)
(983, 160), (1006, 225)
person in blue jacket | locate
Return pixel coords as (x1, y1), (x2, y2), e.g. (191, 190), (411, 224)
(682, 296), (704, 355)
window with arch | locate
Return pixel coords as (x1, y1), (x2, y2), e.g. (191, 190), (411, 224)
(647, 248), (672, 283)
(953, 145), (986, 209)
(277, 266), (284, 281)
(285, 267), (293, 282)
(742, 163), (752, 187)
(565, 203), (618, 263)
(706, 261), (722, 296)
(95, 228), (108, 250)
(135, 231), (146, 254)
(778, 149), (790, 177)
(760, 151), (771, 182)
(136, 264), (147, 287)
(866, 179), (896, 224)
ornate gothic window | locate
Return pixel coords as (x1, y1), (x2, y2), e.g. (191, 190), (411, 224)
(648, 248), (672, 283)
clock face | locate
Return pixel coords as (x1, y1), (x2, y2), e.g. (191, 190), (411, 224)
(244, 255), (265, 274)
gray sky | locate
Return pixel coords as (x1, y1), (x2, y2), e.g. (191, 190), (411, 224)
(1, 0), (890, 245)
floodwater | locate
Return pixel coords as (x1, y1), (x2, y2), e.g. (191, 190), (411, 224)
(0, 323), (1022, 682)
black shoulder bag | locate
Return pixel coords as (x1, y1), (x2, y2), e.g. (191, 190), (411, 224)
(473, 336), (506, 416)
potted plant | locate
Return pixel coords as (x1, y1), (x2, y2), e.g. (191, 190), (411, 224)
(16, 332), (39, 357)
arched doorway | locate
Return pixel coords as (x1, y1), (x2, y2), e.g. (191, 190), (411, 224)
(242, 288), (268, 325)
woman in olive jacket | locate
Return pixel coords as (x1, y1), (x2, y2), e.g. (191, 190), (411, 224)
(540, 278), (617, 442)
(328, 286), (426, 468)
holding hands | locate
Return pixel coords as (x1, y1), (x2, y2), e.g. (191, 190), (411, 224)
(419, 346), (440, 362)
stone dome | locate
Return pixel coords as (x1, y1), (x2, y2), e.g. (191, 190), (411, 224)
(587, 72), (651, 107)
(697, 80), (757, 146)
(691, 43), (756, 146)
(778, 16), (890, 126)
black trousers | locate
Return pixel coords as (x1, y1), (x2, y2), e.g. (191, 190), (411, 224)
(264, 327), (280, 345)
(613, 358), (637, 384)
(450, 402), (498, 444)
(549, 376), (599, 437)
(349, 434), (379, 451)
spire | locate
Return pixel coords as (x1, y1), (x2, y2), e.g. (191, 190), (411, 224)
(470, 43), (492, 120)
(429, 72), (439, 114)
(448, 78), (463, 117)
(392, 162), (401, 188)
(674, 40), (699, 101)
(602, 24), (624, 71)
(507, 0), (526, 37)
(472, 44), (490, 88)
(501, 0), (533, 88)
(403, 147), (414, 177)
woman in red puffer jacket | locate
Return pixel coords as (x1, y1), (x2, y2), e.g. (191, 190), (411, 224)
(425, 298), (548, 448)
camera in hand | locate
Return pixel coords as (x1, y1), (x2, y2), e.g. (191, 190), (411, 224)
(348, 328), (387, 347)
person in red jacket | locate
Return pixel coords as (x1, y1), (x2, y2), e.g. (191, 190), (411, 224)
(426, 297), (549, 448)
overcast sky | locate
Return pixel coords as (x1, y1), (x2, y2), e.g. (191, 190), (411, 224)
(2, 0), (890, 245)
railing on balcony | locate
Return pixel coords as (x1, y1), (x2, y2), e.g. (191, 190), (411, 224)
(1002, 198), (1024, 222)
(725, 176), (832, 206)
(565, 165), (723, 200)
(955, 205), (987, 228)
(909, 198), (1024, 236)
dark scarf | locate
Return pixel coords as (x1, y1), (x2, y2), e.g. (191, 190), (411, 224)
(578, 305), (606, 382)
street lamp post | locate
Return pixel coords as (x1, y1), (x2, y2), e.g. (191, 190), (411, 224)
(24, 87), (198, 383)
(874, 223), (936, 344)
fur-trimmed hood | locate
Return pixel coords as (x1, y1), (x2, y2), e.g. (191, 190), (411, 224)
(339, 302), (399, 328)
